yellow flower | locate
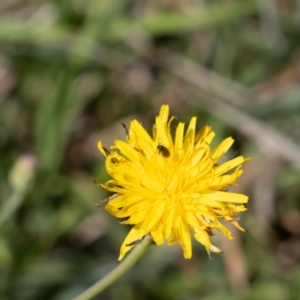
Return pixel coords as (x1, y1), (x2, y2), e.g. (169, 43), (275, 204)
(97, 105), (249, 260)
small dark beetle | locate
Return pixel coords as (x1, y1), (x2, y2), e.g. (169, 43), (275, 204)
(157, 144), (170, 157)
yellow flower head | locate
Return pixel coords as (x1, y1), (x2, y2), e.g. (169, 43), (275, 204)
(98, 105), (249, 260)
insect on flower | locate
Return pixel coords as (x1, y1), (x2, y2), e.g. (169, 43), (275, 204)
(157, 144), (170, 157)
(126, 234), (150, 246)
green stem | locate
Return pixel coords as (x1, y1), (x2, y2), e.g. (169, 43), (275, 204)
(72, 236), (152, 300)
(0, 192), (24, 228)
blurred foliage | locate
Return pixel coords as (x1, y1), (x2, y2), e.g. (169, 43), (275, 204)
(0, 0), (300, 299)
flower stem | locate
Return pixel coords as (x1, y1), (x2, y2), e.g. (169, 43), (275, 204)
(73, 236), (152, 300)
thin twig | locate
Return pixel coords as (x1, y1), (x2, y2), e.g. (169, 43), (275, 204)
(161, 51), (300, 169)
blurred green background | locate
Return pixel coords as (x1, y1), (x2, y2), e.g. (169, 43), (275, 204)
(1, 0), (300, 299)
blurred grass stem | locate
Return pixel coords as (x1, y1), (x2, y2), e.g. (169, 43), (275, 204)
(161, 51), (300, 169)
(0, 155), (36, 227)
(0, 191), (25, 227)
(73, 236), (152, 300)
